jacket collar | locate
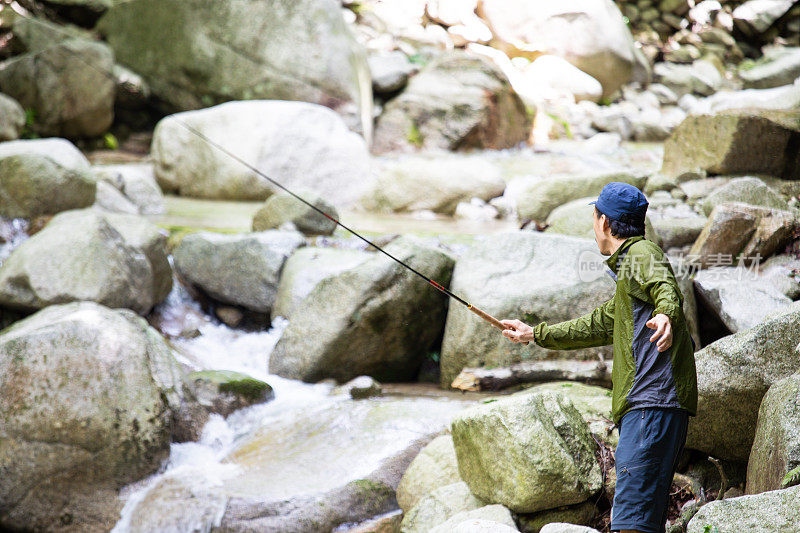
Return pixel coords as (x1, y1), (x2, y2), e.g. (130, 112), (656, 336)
(605, 235), (645, 273)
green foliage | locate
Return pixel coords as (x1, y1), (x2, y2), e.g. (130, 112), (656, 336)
(407, 53), (428, 66)
(703, 525), (719, 533)
(781, 465), (800, 488)
(482, 398), (498, 404)
(21, 108), (39, 139)
(103, 132), (119, 150)
(426, 351), (440, 363)
(546, 112), (572, 139)
(407, 122), (424, 147)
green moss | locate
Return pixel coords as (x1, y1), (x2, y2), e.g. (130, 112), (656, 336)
(349, 479), (393, 513)
(188, 370), (271, 402)
(407, 121), (424, 147)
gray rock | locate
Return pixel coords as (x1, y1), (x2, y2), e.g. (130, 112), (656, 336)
(252, 190), (338, 235)
(760, 254), (800, 300)
(152, 100), (372, 205)
(0, 137), (89, 171)
(94, 179), (140, 214)
(396, 434), (462, 513)
(696, 80), (800, 114)
(732, 0), (796, 36)
(653, 60), (724, 97)
(373, 51), (530, 154)
(0, 153), (96, 218)
(369, 51), (418, 94)
(439, 232), (615, 387)
(451, 390), (602, 513)
(745, 372), (800, 494)
(686, 301), (800, 461)
(364, 153), (505, 214)
(93, 163), (165, 215)
(650, 216), (707, 249)
(269, 237), (454, 383)
(740, 48), (800, 89)
(516, 501), (598, 533)
(540, 524), (601, 533)
(97, 0), (371, 134)
(0, 38), (115, 138)
(701, 177), (788, 216)
(661, 109), (800, 180)
(0, 93), (24, 141)
(184, 369), (273, 418)
(400, 481), (486, 533)
(694, 267), (793, 332)
(0, 302), (181, 532)
(0, 208), (171, 314)
(173, 230), (305, 314)
(11, 16), (91, 53)
(477, 0), (636, 99)
(686, 484), (800, 532)
(428, 505), (518, 533)
(544, 196), (661, 246)
(273, 247), (372, 320)
(507, 171), (646, 222)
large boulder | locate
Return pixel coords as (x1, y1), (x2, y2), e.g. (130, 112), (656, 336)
(0, 302), (181, 532)
(363, 154), (506, 214)
(694, 267), (793, 332)
(451, 390), (602, 513)
(252, 190), (338, 236)
(0, 137), (90, 171)
(97, 0), (371, 134)
(0, 38), (115, 138)
(740, 48), (800, 89)
(273, 247), (372, 320)
(686, 485), (800, 533)
(0, 93), (24, 141)
(396, 434), (462, 513)
(0, 208), (171, 315)
(439, 232), (615, 388)
(269, 237), (455, 383)
(746, 372), (800, 494)
(0, 153), (96, 218)
(172, 230), (305, 314)
(505, 171), (646, 222)
(686, 302), (800, 461)
(701, 177), (788, 216)
(661, 109), (800, 180)
(689, 202), (798, 269)
(400, 481), (486, 533)
(476, 0), (636, 99)
(372, 51), (530, 154)
(151, 100), (372, 204)
(92, 163), (165, 215)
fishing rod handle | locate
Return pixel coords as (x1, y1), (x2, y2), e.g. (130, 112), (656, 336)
(468, 305), (506, 330)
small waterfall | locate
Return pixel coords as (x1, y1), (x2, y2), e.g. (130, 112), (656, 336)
(0, 217), (31, 263)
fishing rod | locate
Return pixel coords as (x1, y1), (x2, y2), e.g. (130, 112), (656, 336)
(12, 11), (509, 331)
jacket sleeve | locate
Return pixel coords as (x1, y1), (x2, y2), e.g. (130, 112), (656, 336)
(532, 297), (615, 349)
(625, 243), (684, 323)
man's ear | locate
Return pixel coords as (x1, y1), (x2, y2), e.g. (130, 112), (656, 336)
(601, 214), (611, 231)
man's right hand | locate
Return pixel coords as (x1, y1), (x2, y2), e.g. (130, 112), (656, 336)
(500, 319), (533, 345)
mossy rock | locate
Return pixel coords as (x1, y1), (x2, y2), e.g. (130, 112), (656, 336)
(186, 369), (274, 417)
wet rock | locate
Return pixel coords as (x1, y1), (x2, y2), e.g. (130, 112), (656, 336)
(653, 60), (723, 97)
(369, 51), (418, 94)
(0, 302), (181, 532)
(152, 100), (372, 204)
(396, 434), (462, 513)
(270, 237), (454, 383)
(252, 190), (338, 236)
(0, 38), (115, 138)
(98, 0), (371, 132)
(373, 51), (530, 154)
(661, 109), (800, 180)
(185, 369), (273, 417)
(732, 0), (796, 37)
(740, 48), (800, 89)
(516, 501), (598, 533)
(0, 93), (24, 141)
(439, 232), (614, 387)
(400, 481), (486, 533)
(334, 375), (383, 400)
(451, 390), (601, 513)
(0, 153), (96, 218)
(215, 305), (244, 328)
(0, 137), (90, 171)
(745, 372), (800, 494)
(92, 163), (165, 215)
(701, 176), (788, 216)
(477, 0), (636, 99)
(686, 484), (800, 532)
(173, 229), (305, 314)
(540, 525), (601, 533)
(694, 267), (793, 332)
(686, 301), (800, 461)
(689, 202), (798, 269)
(273, 247), (372, 320)
(364, 153), (505, 214)
(428, 505), (518, 533)
(0, 208), (171, 314)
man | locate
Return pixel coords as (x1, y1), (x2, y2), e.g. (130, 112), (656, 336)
(500, 182), (698, 533)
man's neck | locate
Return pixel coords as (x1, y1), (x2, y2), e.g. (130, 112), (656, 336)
(608, 236), (628, 255)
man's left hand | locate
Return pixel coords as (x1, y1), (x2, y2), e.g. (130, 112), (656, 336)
(646, 313), (672, 352)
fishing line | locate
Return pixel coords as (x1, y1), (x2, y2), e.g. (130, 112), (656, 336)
(6, 10), (509, 330)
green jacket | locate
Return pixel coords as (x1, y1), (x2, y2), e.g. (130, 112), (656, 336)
(532, 236), (698, 424)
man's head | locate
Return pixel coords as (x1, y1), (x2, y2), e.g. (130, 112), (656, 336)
(590, 182), (648, 255)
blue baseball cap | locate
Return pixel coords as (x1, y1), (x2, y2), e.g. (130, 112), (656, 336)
(589, 182), (648, 224)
